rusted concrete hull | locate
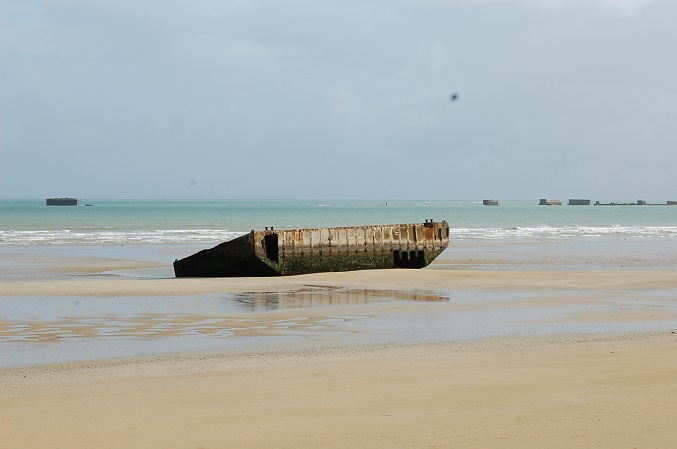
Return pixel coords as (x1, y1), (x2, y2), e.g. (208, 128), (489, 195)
(173, 221), (450, 277)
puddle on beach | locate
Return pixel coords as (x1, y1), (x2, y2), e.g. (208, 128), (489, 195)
(0, 286), (450, 366)
(2, 286), (675, 367)
(0, 287), (449, 343)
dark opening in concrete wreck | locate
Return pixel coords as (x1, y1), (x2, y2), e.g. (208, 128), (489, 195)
(173, 220), (450, 277)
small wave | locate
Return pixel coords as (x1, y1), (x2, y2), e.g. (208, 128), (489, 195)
(0, 229), (246, 246)
(451, 225), (677, 241)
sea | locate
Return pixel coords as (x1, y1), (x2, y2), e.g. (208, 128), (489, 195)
(2, 198), (677, 247)
(2, 199), (677, 367)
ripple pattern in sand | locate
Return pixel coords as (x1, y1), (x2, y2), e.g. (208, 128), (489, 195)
(0, 314), (367, 342)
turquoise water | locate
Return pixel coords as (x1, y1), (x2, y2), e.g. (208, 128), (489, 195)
(1, 199), (677, 246)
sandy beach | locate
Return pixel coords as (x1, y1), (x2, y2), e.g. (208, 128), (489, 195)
(2, 244), (677, 448)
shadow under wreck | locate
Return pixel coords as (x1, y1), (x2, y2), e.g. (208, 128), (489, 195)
(174, 220), (450, 277)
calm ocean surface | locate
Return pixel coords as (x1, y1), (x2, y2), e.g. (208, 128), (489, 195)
(2, 199), (677, 246)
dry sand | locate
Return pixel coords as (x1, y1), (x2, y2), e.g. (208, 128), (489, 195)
(2, 262), (677, 448)
(2, 332), (677, 448)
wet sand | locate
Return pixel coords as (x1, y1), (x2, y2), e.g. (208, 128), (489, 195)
(3, 267), (677, 366)
(2, 243), (677, 448)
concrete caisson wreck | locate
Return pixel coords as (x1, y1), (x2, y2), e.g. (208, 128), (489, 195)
(173, 220), (450, 277)
(46, 198), (79, 206)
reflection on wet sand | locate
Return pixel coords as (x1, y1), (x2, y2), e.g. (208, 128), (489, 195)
(233, 285), (449, 310)
(0, 287), (448, 343)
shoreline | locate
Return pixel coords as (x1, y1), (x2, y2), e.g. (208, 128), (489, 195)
(3, 265), (677, 295)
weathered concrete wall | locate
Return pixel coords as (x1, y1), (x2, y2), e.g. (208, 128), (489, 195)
(260, 222), (448, 257)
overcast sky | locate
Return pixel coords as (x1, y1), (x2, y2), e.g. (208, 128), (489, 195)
(1, 0), (675, 200)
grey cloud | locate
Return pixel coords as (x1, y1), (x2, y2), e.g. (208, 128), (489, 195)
(1, 0), (676, 199)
